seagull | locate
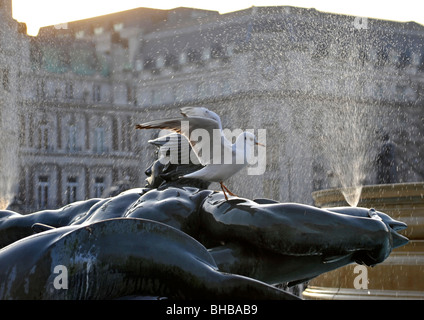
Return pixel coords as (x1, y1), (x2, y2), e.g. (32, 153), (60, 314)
(135, 107), (265, 200)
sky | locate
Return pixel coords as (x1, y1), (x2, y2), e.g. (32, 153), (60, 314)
(12, 0), (424, 36)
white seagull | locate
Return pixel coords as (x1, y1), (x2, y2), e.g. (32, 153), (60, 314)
(135, 107), (265, 200)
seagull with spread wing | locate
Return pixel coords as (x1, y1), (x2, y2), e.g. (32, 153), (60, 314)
(135, 107), (264, 200)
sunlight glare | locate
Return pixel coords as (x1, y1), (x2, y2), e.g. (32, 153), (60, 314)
(11, 0), (424, 36)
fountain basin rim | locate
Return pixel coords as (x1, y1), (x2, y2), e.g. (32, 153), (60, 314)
(312, 182), (424, 208)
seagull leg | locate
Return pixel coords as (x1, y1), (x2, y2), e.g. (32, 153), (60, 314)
(220, 182), (229, 201)
(221, 183), (238, 197)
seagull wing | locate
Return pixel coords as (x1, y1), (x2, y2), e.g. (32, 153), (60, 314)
(136, 116), (221, 165)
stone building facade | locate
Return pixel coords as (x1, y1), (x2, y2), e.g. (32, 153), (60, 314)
(0, 0), (27, 209)
(1, 2), (423, 212)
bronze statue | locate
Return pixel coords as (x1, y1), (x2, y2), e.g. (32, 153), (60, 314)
(0, 139), (408, 299)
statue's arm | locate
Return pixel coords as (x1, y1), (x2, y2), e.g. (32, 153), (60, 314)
(199, 194), (396, 265)
(0, 188), (152, 249)
(0, 198), (104, 248)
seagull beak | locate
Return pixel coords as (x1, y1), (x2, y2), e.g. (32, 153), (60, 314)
(255, 142), (266, 147)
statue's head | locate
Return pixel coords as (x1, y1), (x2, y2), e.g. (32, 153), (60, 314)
(145, 134), (211, 190)
(144, 157), (167, 188)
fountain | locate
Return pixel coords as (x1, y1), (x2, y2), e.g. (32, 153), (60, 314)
(0, 3), (419, 300)
(302, 47), (423, 299)
(303, 83), (423, 299)
(304, 182), (424, 299)
(317, 87), (378, 208)
(0, 137), (409, 299)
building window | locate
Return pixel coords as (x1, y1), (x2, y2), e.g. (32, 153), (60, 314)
(2, 69), (9, 91)
(376, 48), (388, 67)
(211, 44), (225, 59)
(313, 43), (329, 60)
(187, 49), (201, 63)
(37, 80), (45, 99)
(65, 82), (73, 100)
(135, 60), (143, 71)
(94, 127), (105, 154)
(120, 116), (132, 152)
(94, 177), (105, 198)
(419, 54), (424, 71)
(165, 54), (177, 68)
(376, 83), (384, 99)
(19, 114), (26, 146)
(66, 176), (78, 204)
(94, 27), (104, 35)
(38, 125), (49, 150)
(126, 85), (131, 104)
(67, 125), (78, 152)
(143, 57), (153, 70)
(93, 84), (101, 102)
(112, 118), (119, 151)
(152, 89), (160, 105)
(113, 23), (124, 31)
(37, 176), (49, 209)
(75, 30), (85, 39)
(358, 49), (368, 66)
(398, 50), (411, 69)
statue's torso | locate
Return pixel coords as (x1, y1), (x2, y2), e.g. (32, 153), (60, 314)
(72, 187), (215, 237)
